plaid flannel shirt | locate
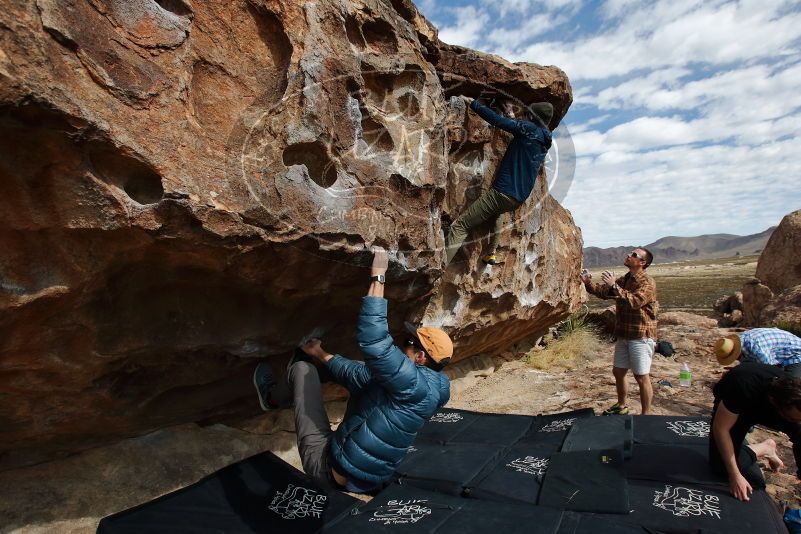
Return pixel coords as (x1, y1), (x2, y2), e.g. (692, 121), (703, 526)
(740, 328), (801, 367)
(585, 270), (658, 340)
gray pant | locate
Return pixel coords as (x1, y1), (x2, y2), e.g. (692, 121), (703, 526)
(288, 362), (336, 488)
(445, 187), (521, 264)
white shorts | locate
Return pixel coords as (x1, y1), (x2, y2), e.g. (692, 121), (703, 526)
(614, 338), (655, 375)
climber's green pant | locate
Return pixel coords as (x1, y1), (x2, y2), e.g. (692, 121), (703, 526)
(445, 187), (522, 264)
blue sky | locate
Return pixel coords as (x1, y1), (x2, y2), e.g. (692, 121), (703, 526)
(416, 0), (801, 247)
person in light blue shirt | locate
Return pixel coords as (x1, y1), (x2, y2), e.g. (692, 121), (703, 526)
(444, 96), (553, 266)
(715, 328), (801, 377)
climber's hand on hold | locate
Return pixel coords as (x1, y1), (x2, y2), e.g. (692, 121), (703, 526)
(302, 338), (333, 365)
(368, 246), (388, 298)
(371, 246), (388, 276)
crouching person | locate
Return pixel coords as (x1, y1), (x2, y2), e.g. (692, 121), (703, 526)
(253, 247), (452, 493)
(710, 362), (801, 501)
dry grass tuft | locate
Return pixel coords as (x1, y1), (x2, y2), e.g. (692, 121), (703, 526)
(523, 315), (605, 371)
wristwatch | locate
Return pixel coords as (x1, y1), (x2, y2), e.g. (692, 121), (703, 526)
(370, 274), (386, 284)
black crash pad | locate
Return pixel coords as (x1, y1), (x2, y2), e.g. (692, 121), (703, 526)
(539, 449), (630, 514)
(625, 444), (727, 487)
(97, 452), (358, 534)
(557, 511), (673, 534)
(448, 412), (535, 447)
(415, 408), (483, 444)
(596, 479), (786, 533)
(466, 445), (554, 504)
(394, 440), (507, 496)
(633, 415), (711, 447)
(324, 483), (566, 534)
(516, 409), (596, 450)
(562, 415), (634, 458)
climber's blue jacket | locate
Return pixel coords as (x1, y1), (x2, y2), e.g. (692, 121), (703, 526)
(328, 296), (450, 484)
(470, 99), (553, 203)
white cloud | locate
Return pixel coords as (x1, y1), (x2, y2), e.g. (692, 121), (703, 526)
(562, 128), (801, 246)
(437, 6), (491, 48)
(510, 1), (801, 80)
(485, 14), (556, 48)
(485, 0), (582, 17)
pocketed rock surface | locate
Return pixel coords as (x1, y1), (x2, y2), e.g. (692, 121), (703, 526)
(0, 0), (580, 469)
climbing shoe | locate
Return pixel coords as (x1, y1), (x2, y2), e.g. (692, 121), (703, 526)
(253, 362), (280, 411)
(602, 403), (630, 416)
(482, 254), (499, 265)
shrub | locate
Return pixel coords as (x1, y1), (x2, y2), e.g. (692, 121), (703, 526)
(524, 312), (604, 371)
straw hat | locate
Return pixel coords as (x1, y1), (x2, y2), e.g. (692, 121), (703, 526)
(714, 334), (742, 366)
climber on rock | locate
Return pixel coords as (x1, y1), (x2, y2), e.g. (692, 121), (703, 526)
(252, 247), (452, 493)
(444, 96), (553, 266)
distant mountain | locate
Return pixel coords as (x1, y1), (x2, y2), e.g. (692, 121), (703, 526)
(582, 227), (776, 268)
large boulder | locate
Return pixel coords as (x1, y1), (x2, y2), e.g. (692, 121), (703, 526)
(741, 209), (801, 327)
(0, 0), (580, 468)
(755, 209), (801, 295)
(713, 292), (743, 315)
(741, 278), (775, 326)
(762, 285), (801, 327)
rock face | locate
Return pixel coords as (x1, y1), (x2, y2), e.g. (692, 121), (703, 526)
(0, 0), (580, 469)
(713, 292), (744, 326)
(742, 278), (775, 326)
(755, 210), (801, 295)
(742, 210), (801, 327)
(762, 286), (801, 328)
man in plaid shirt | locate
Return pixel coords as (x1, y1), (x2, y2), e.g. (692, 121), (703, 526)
(715, 328), (801, 377)
(581, 247), (658, 415)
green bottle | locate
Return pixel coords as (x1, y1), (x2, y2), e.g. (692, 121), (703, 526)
(679, 363), (691, 387)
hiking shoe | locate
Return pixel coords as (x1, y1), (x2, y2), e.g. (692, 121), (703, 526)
(482, 254), (499, 265)
(602, 403), (630, 416)
(253, 362), (279, 411)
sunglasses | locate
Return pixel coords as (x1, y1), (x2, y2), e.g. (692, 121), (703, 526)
(629, 251), (643, 259)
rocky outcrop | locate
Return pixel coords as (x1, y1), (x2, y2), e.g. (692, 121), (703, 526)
(762, 286), (801, 328)
(713, 292), (744, 326)
(659, 311), (719, 329)
(742, 278), (775, 326)
(741, 210), (801, 327)
(755, 210), (801, 295)
(0, 0), (580, 468)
